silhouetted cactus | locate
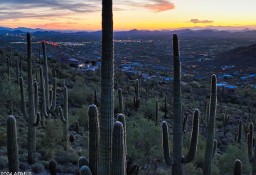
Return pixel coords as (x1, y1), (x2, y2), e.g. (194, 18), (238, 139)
(42, 42), (50, 111)
(7, 115), (19, 173)
(237, 120), (242, 143)
(88, 105), (99, 175)
(112, 121), (125, 175)
(164, 96), (167, 118)
(19, 33), (37, 164)
(234, 159), (242, 175)
(162, 109), (199, 174)
(49, 159), (57, 175)
(117, 113), (127, 171)
(80, 166), (92, 175)
(134, 79), (140, 108)
(247, 122), (256, 173)
(69, 134), (75, 144)
(222, 113), (229, 135)
(99, 0), (114, 173)
(75, 121), (80, 134)
(59, 86), (69, 150)
(118, 88), (124, 113)
(162, 34), (200, 175)
(155, 100), (159, 124)
(203, 74), (217, 175)
(78, 157), (89, 169)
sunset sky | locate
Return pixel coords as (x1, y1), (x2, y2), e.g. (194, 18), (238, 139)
(0, 0), (256, 31)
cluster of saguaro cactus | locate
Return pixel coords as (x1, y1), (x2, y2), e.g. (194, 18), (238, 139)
(19, 33), (69, 163)
(162, 34), (199, 175)
(203, 74), (218, 175)
(79, 105), (126, 174)
(134, 79), (140, 108)
(7, 115), (19, 173)
(247, 122), (256, 174)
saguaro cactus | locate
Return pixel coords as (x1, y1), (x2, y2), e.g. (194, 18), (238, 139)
(19, 33), (38, 164)
(134, 79), (140, 108)
(99, 0), (114, 174)
(155, 100), (159, 124)
(112, 121), (125, 175)
(203, 74), (217, 175)
(162, 109), (199, 174)
(234, 159), (242, 175)
(247, 122), (256, 174)
(7, 115), (19, 173)
(162, 35), (199, 175)
(49, 159), (57, 175)
(88, 105), (99, 175)
(59, 86), (69, 151)
(118, 88), (124, 114)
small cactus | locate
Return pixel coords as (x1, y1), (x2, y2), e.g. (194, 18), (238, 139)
(234, 159), (242, 175)
(7, 115), (19, 173)
(69, 134), (75, 144)
(49, 159), (57, 175)
(88, 105), (99, 175)
(112, 121), (125, 175)
(80, 166), (92, 175)
(78, 157), (89, 169)
(155, 100), (159, 124)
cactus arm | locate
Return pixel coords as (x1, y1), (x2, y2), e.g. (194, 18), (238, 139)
(182, 109), (199, 163)
(34, 80), (38, 115)
(39, 67), (48, 118)
(118, 88), (124, 114)
(7, 115), (19, 172)
(33, 112), (40, 127)
(212, 139), (217, 159)
(112, 121), (125, 175)
(59, 106), (66, 123)
(162, 121), (174, 166)
(19, 77), (28, 121)
(234, 159), (242, 175)
(88, 105), (99, 175)
(50, 77), (57, 112)
(248, 122), (254, 162)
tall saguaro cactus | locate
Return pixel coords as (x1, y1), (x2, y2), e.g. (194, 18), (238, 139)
(162, 34), (199, 175)
(19, 33), (37, 164)
(203, 74), (217, 175)
(7, 115), (19, 173)
(100, 0), (114, 173)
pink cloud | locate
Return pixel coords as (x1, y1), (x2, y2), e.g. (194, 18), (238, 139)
(143, 0), (175, 12)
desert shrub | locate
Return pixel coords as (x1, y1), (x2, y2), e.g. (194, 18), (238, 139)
(31, 162), (45, 173)
(126, 116), (162, 170)
(219, 143), (251, 174)
(39, 119), (64, 160)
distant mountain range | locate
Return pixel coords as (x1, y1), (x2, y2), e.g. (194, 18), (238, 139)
(1, 27), (256, 38)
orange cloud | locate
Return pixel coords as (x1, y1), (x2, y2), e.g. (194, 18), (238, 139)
(143, 0), (175, 12)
